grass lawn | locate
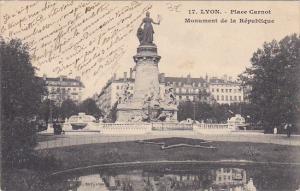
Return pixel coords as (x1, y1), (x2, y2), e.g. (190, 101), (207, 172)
(38, 137), (300, 171)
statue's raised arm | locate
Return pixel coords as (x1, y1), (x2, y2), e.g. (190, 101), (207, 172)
(137, 12), (160, 45)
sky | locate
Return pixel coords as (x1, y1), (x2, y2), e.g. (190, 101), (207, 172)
(1, 1), (299, 98)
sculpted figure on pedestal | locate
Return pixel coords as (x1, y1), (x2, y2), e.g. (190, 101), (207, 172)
(137, 12), (160, 45)
(164, 83), (176, 105)
(117, 83), (133, 104)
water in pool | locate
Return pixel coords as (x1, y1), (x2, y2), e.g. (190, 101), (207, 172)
(49, 164), (300, 191)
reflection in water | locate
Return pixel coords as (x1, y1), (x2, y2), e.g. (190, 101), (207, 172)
(69, 168), (255, 191)
(51, 165), (300, 191)
(69, 174), (109, 191)
(102, 168), (257, 191)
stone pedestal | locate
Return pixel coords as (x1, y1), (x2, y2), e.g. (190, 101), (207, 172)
(116, 44), (178, 122)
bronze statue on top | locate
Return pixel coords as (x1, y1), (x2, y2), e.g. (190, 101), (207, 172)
(137, 12), (160, 45)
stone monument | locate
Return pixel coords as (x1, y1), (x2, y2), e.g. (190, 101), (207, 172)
(116, 12), (178, 122)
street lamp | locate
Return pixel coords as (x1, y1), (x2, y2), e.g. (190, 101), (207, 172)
(193, 100), (196, 124)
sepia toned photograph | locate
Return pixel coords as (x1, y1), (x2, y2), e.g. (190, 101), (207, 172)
(0, 1), (299, 190)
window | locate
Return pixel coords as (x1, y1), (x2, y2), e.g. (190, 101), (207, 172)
(186, 89), (189, 93)
(234, 96), (237, 101)
(239, 96), (241, 101)
(217, 95), (219, 100)
(212, 88), (214, 92)
(179, 95), (182, 100)
(216, 89), (219, 92)
(116, 85), (119, 90)
(221, 95), (224, 101)
(221, 89), (224, 93)
(225, 89), (228, 93)
(230, 96), (232, 100)
(225, 95), (228, 101)
(229, 89), (232, 93)
(130, 86), (133, 90)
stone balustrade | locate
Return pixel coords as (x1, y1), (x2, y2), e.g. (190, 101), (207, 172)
(100, 123), (152, 134)
(60, 121), (236, 135)
(193, 123), (232, 134)
(195, 123), (229, 129)
(152, 122), (193, 130)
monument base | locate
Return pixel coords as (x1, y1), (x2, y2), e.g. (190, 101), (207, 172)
(116, 101), (178, 122)
(116, 42), (178, 122)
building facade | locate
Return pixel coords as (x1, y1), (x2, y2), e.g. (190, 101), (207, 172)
(95, 70), (246, 115)
(42, 75), (84, 105)
(161, 74), (215, 104)
(209, 77), (244, 105)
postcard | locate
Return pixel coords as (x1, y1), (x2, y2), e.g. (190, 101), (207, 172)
(1, 1), (299, 190)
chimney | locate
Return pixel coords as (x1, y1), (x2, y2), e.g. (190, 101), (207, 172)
(75, 76), (81, 81)
(187, 74), (191, 84)
(223, 74), (228, 82)
(129, 68), (133, 79)
(160, 73), (165, 83)
(123, 72), (127, 81)
(43, 74), (47, 80)
(113, 73), (117, 81)
(59, 75), (64, 82)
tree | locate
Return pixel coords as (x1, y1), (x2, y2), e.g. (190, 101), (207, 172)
(177, 101), (194, 121)
(60, 99), (78, 119)
(38, 99), (60, 123)
(178, 101), (215, 122)
(239, 34), (300, 132)
(178, 100), (257, 124)
(106, 102), (118, 122)
(79, 98), (102, 118)
(1, 38), (46, 168)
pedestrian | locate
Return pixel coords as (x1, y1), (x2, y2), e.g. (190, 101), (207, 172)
(287, 123), (292, 138)
(284, 123), (288, 136)
(273, 127), (277, 135)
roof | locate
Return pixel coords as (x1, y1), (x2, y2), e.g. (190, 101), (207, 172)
(209, 78), (240, 85)
(110, 76), (207, 85)
(112, 78), (135, 83)
(38, 76), (85, 87)
(164, 76), (206, 84)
